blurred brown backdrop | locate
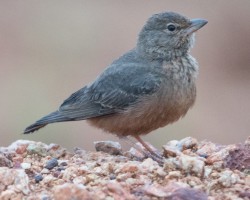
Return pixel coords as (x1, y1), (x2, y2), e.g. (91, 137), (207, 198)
(0, 1), (250, 150)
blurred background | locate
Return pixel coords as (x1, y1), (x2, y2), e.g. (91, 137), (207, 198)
(0, 1), (250, 151)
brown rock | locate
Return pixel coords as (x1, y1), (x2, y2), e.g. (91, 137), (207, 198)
(120, 163), (139, 173)
(178, 137), (198, 151)
(53, 183), (93, 200)
(144, 183), (168, 197)
(47, 143), (67, 158)
(15, 144), (28, 154)
(0, 154), (12, 167)
(106, 182), (135, 200)
(167, 187), (207, 200)
(94, 141), (122, 155)
(224, 142), (250, 171)
(124, 147), (146, 160)
(162, 145), (180, 158)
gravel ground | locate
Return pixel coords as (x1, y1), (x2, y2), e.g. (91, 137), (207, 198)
(0, 137), (249, 200)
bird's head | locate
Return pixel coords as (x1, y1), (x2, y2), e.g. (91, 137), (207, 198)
(137, 12), (207, 60)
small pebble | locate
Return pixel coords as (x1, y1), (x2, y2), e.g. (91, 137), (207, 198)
(45, 158), (58, 170)
(34, 174), (43, 183)
(53, 170), (61, 178)
(41, 168), (50, 174)
(109, 174), (116, 180)
(59, 161), (68, 166)
(41, 195), (50, 200)
(57, 166), (66, 171)
(21, 162), (31, 170)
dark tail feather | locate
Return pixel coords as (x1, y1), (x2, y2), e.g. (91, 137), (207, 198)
(23, 110), (68, 134)
(23, 123), (47, 134)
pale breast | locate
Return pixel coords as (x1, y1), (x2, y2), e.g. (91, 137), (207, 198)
(88, 55), (198, 137)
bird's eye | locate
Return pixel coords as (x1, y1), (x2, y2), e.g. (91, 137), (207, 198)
(167, 24), (176, 32)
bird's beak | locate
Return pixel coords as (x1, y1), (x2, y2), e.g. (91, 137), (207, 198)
(184, 19), (208, 36)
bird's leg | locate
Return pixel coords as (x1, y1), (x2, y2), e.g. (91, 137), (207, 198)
(121, 136), (164, 165)
(133, 135), (163, 160)
(122, 136), (148, 158)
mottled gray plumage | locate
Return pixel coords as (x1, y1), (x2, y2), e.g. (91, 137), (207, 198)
(24, 12), (207, 154)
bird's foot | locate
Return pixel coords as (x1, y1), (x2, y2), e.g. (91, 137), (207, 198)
(125, 135), (164, 166)
(140, 149), (164, 166)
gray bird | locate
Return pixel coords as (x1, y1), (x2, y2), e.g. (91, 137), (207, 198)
(24, 12), (207, 158)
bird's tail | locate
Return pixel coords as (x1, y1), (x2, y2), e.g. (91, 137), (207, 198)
(23, 110), (68, 134)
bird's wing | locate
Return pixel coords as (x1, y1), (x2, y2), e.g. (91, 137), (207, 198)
(58, 64), (162, 120)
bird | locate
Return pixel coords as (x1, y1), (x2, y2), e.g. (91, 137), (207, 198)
(24, 11), (207, 159)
